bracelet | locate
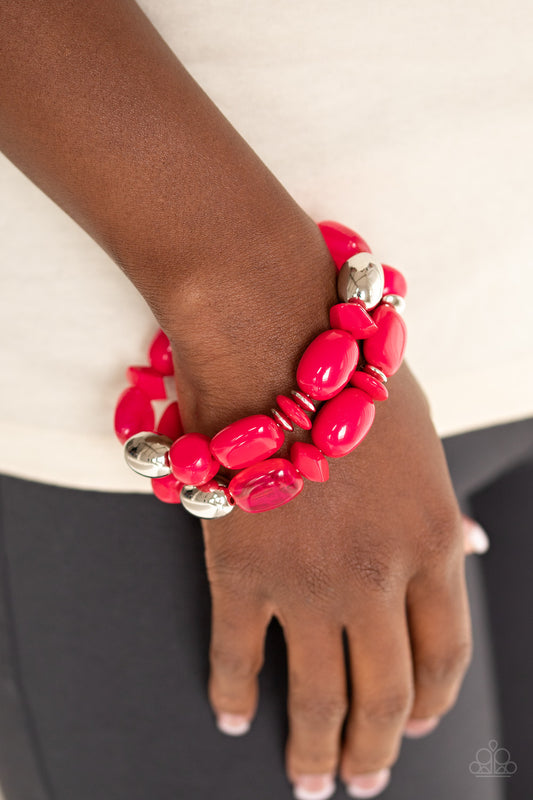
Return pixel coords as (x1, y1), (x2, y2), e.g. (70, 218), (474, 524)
(114, 220), (407, 518)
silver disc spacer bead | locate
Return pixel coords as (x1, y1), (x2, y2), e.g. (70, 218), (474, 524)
(337, 252), (385, 310)
(364, 364), (388, 383)
(180, 479), (235, 519)
(271, 408), (293, 432)
(124, 432), (173, 478)
(382, 293), (406, 315)
(290, 389), (317, 413)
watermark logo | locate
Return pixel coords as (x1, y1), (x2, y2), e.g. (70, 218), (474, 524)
(469, 739), (517, 777)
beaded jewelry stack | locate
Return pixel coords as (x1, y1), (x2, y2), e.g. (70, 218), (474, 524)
(114, 220), (407, 518)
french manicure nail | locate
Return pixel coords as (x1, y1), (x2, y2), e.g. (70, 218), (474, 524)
(403, 715), (440, 738)
(293, 773), (336, 800)
(216, 712), (250, 736)
(345, 768), (390, 798)
(463, 517), (490, 554)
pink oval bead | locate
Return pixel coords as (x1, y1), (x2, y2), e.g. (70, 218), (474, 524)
(148, 329), (174, 375)
(364, 304), (407, 377)
(276, 395), (312, 430)
(318, 220), (372, 269)
(311, 387), (375, 457)
(151, 474), (183, 504)
(126, 366), (167, 400)
(290, 442), (329, 482)
(228, 458), (304, 513)
(114, 387), (155, 444)
(169, 433), (219, 485)
(382, 265), (408, 298)
(210, 414), (284, 469)
(349, 370), (389, 401)
(329, 303), (378, 339)
(157, 401), (183, 440)
(296, 329), (359, 401)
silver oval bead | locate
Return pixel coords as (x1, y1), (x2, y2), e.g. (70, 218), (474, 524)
(124, 432), (173, 478)
(180, 480), (235, 519)
(290, 389), (317, 413)
(382, 293), (406, 315)
(364, 364), (388, 383)
(337, 252), (385, 310)
(271, 408), (293, 432)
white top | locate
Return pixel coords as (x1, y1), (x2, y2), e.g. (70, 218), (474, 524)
(1, 0), (532, 492)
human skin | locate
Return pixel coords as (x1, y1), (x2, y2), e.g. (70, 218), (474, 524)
(0, 2), (472, 796)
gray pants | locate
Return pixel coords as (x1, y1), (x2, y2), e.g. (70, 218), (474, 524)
(1, 418), (532, 800)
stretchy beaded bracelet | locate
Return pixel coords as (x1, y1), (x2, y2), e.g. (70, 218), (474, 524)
(114, 220), (407, 518)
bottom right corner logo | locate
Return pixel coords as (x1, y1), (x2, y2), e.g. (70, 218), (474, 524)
(469, 739), (517, 777)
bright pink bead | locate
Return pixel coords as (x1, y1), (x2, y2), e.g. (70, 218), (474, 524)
(148, 329), (174, 375)
(382, 265), (408, 298)
(349, 370), (389, 401)
(169, 433), (219, 485)
(329, 303), (378, 339)
(210, 414), (284, 469)
(311, 387), (375, 457)
(290, 442), (329, 482)
(157, 401), (183, 440)
(296, 329), (359, 401)
(364, 304), (407, 377)
(151, 474), (183, 504)
(318, 220), (372, 269)
(114, 387), (155, 444)
(229, 458), (304, 513)
(126, 366), (167, 400)
(276, 395), (312, 430)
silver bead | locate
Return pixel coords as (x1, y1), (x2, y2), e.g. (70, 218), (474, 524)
(290, 389), (317, 413)
(382, 293), (406, 315)
(337, 252), (384, 310)
(180, 480), (235, 519)
(271, 408), (293, 432)
(364, 364), (388, 383)
(124, 432), (173, 478)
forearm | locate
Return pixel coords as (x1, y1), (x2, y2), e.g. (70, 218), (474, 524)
(0, 0), (336, 429)
(0, 1), (329, 308)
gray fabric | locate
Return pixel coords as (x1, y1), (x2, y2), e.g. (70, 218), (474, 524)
(0, 418), (531, 800)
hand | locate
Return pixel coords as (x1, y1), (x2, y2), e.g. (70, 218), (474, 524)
(196, 358), (472, 799)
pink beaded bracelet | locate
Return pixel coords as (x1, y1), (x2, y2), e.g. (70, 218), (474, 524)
(114, 220), (407, 518)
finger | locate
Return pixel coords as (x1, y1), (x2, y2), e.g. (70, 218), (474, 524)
(282, 615), (347, 800)
(208, 582), (272, 735)
(339, 600), (413, 798)
(462, 513), (490, 555)
(405, 553), (472, 732)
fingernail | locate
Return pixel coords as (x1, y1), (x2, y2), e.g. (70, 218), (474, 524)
(345, 768), (390, 798)
(216, 712), (250, 736)
(463, 517), (490, 554)
(293, 773), (336, 800)
(403, 715), (440, 738)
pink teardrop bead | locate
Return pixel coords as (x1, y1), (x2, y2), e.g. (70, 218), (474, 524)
(349, 370), (389, 401)
(290, 442), (329, 482)
(296, 329), (359, 401)
(318, 220), (372, 269)
(126, 366), (167, 400)
(311, 387), (375, 457)
(382, 265), (408, 298)
(364, 304), (407, 377)
(151, 474), (183, 504)
(276, 395), (312, 430)
(148, 329), (174, 375)
(329, 303), (378, 339)
(157, 401), (183, 440)
(169, 433), (219, 485)
(114, 387), (155, 444)
(210, 414), (284, 469)
(229, 458), (304, 513)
